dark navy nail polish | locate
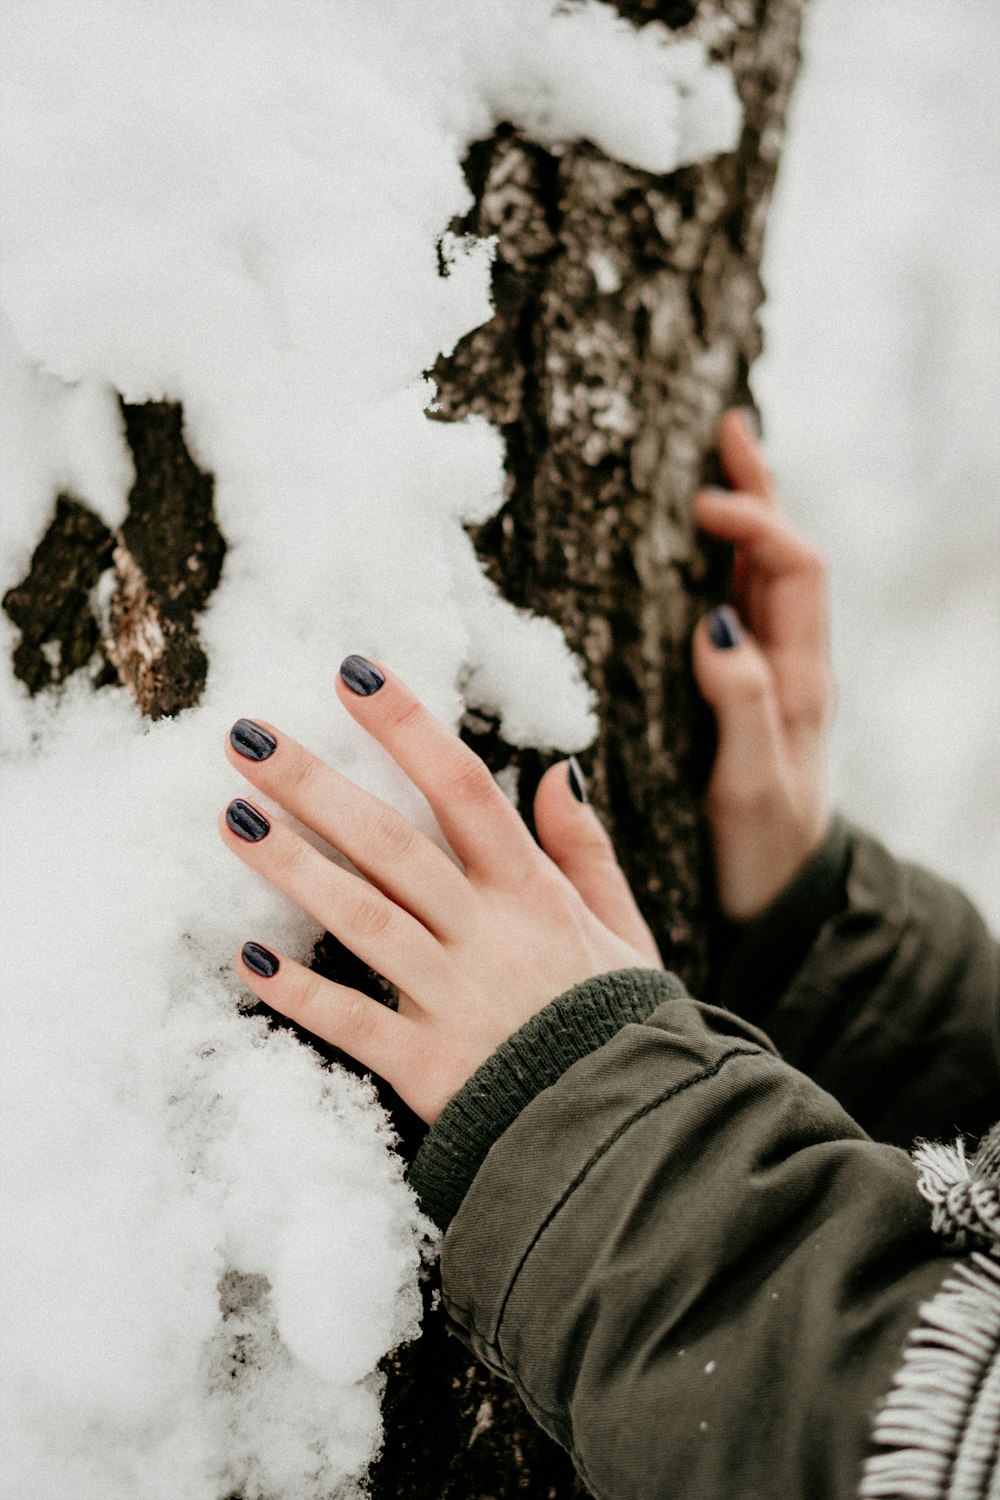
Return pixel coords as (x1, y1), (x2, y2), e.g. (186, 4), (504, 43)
(708, 605), (742, 650)
(226, 799), (270, 841)
(230, 719), (277, 761)
(340, 655), (385, 695)
(242, 942), (280, 978)
(568, 756), (589, 804)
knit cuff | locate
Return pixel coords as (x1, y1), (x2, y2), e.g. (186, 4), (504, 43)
(409, 966), (688, 1231)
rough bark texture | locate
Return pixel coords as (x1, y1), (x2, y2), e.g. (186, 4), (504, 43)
(430, 0), (806, 1003)
(2, 2), (805, 1495)
(3, 399), (224, 719)
(372, 6), (808, 1494)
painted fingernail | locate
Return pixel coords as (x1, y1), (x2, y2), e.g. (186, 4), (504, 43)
(230, 719), (277, 761)
(708, 605), (742, 650)
(737, 406), (762, 439)
(242, 942), (280, 978)
(226, 799), (270, 841)
(567, 756), (589, 804)
(339, 655), (385, 696)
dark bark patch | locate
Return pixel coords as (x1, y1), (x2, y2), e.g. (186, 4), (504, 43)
(118, 400), (224, 625)
(2, 495), (115, 693)
(3, 398), (225, 719)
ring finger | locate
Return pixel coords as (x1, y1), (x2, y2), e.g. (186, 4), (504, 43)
(220, 798), (445, 994)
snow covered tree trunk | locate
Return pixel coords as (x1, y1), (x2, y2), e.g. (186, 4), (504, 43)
(373, 11), (808, 1494)
(2, 3), (804, 1496)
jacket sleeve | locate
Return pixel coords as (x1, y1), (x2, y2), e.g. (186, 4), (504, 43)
(409, 969), (962, 1500)
(713, 815), (1000, 1148)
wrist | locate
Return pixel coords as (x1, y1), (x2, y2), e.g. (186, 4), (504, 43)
(714, 812), (852, 1023)
(714, 799), (832, 923)
(409, 967), (687, 1231)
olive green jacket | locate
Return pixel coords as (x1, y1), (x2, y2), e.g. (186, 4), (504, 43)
(409, 819), (1000, 1500)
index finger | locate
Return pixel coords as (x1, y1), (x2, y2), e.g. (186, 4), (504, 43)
(694, 489), (828, 658)
(718, 408), (778, 505)
(334, 656), (540, 884)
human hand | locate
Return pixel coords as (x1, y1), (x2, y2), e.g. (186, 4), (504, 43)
(220, 660), (662, 1125)
(692, 410), (834, 922)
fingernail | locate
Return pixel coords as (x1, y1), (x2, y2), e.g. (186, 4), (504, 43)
(242, 941), (280, 978)
(708, 605), (742, 650)
(340, 655), (385, 696)
(230, 719), (277, 761)
(226, 799), (270, 841)
(737, 406), (762, 440)
(567, 756), (589, 804)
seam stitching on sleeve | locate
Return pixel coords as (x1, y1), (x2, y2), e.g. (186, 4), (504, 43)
(444, 1044), (761, 1339)
(492, 1043), (761, 1347)
(441, 1044), (762, 1490)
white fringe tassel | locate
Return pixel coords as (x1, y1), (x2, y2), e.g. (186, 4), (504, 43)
(913, 1139), (1000, 1255)
(858, 1123), (1000, 1500)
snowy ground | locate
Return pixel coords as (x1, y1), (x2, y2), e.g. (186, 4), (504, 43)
(756, 0), (1000, 926)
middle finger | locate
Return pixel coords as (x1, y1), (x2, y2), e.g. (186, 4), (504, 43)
(225, 720), (474, 941)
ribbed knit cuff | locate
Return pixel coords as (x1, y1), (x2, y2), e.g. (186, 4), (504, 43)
(409, 966), (688, 1231)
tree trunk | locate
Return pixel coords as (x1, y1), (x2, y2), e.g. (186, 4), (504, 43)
(3, 2), (805, 1495)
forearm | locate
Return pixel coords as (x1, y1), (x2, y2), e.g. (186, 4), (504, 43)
(411, 971), (956, 1500)
(714, 818), (1000, 1147)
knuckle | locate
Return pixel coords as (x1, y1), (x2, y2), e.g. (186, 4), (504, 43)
(386, 694), (425, 735)
(450, 753), (498, 809)
(724, 662), (770, 706)
(340, 988), (382, 1048)
(784, 663), (835, 727)
(738, 669), (770, 704)
(367, 804), (416, 861)
(280, 753), (321, 802)
(268, 834), (303, 882)
(523, 862), (574, 917)
(577, 822), (618, 867)
(294, 969), (327, 1017)
(347, 888), (394, 942)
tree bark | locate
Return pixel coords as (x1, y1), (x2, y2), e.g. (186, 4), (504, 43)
(3, 2), (806, 1494)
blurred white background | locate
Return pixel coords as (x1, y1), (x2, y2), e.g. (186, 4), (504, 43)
(755, 0), (1000, 926)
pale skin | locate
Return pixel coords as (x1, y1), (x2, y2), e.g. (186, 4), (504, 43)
(220, 410), (833, 1125)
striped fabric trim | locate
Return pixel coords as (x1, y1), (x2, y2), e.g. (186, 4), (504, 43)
(860, 1124), (1000, 1500)
(913, 1138), (1000, 1257)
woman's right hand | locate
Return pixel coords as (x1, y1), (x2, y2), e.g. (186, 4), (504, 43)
(692, 410), (835, 922)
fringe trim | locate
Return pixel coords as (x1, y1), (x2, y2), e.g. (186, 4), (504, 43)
(913, 1138), (1000, 1256)
(858, 1253), (1000, 1500)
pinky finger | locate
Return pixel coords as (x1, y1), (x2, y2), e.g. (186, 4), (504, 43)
(235, 941), (406, 1080)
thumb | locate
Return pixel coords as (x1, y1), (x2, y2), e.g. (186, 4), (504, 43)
(534, 759), (661, 963)
(692, 605), (789, 821)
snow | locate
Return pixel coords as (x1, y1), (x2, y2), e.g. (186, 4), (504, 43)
(0, 3), (740, 1496)
(2, 1), (996, 1493)
(755, 0), (1000, 925)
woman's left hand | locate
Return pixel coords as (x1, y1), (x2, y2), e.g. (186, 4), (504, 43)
(220, 657), (662, 1124)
